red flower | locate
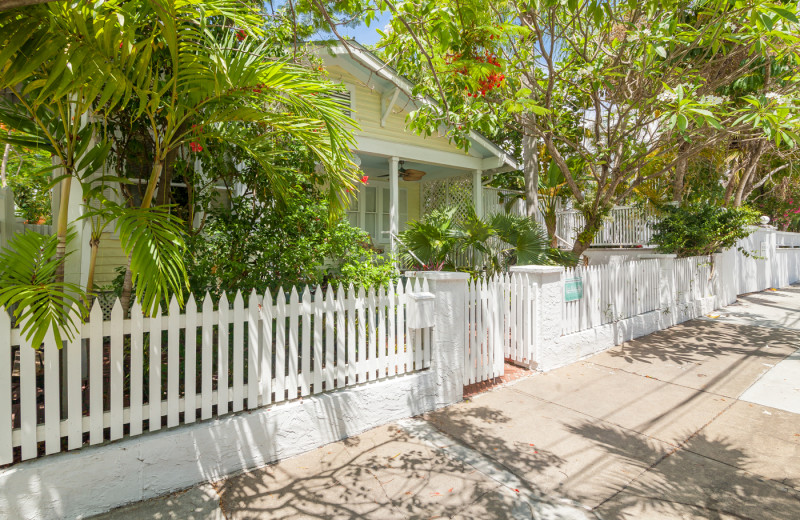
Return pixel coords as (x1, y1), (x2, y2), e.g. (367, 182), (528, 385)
(361, 175), (369, 184)
(119, 42), (123, 49)
(190, 141), (203, 152)
(236, 30), (247, 41)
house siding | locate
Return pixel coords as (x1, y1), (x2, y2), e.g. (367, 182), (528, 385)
(326, 66), (473, 157)
(94, 232), (126, 289)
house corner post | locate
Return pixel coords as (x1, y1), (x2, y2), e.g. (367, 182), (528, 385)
(389, 156), (400, 255)
(406, 271), (469, 407)
(510, 265), (564, 371)
(472, 169), (483, 218)
(642, 254), (677, 326)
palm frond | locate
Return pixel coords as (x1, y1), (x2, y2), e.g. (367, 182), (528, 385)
(111, 205), (189, 315)
(0, 231), (86, 348)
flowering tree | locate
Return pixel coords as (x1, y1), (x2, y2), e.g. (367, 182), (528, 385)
(305, 0), (800, 254)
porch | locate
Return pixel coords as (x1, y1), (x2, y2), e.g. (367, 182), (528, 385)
(345, 141), (520, 255)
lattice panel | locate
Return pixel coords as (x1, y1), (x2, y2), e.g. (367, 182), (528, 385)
(421, 174), (474, 222)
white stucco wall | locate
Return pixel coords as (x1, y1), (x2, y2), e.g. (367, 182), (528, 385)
(0, 371), (440, 520)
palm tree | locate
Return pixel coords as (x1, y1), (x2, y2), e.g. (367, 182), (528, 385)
(0, 0), (360, 343)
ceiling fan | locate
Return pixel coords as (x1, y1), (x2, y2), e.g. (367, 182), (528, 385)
(377, 160), (426, 182)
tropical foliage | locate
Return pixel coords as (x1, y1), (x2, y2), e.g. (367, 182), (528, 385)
(2, 140), (52, 223)
(0, 0), (361, 346)
(303, 0), (800, 254)
(0, 231), (85, 348)
(398, 207), (576, 276)
(651, 204), (760, 258)
(185, 186), (396, 301)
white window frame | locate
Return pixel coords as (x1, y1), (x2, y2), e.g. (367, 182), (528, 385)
(346, 179), (407, 246)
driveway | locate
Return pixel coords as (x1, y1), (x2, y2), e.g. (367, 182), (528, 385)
(94, 286), (800, 519)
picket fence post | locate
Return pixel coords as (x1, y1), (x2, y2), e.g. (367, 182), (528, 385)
(509, 265), (564, 370)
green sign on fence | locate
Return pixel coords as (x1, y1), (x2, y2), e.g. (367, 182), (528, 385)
(565, 276), (584, 302)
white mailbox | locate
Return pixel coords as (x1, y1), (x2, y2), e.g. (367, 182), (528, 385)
(406, 292), (435, 329)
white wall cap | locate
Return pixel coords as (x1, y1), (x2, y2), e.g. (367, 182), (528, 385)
(404, 271), (471, 280)
(510, 265), (564, 274)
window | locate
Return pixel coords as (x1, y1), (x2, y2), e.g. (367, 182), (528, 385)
(347, 181), (408, 246)
(328, 86), (354, 117)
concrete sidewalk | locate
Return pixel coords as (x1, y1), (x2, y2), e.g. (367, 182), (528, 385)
(93, 286), (800, 520)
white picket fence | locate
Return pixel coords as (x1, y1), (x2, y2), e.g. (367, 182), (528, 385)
(674, 256), (713, 304)
(1, 279), (432, 464)
(556, 206), (659, 248)
(465, 273), (533, 385)
(562, 259), (661, 335)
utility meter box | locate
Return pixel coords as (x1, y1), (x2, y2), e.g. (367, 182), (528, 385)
(406, 292), (435, 329)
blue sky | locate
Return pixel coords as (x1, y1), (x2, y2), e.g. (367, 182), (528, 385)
(312, 12), (392, 46)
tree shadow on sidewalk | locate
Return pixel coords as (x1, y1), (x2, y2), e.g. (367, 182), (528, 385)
(606, 319), (798, 366)
(567, 420), (800, 520)
(216, 403), (559, 519)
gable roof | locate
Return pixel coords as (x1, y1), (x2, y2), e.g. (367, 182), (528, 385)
(313, 41), (520, 173)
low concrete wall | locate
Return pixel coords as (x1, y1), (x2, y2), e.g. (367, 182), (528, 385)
(537, 295), (717, 372)
(0, 371), (439, 520)
(583, 248), (657, 265)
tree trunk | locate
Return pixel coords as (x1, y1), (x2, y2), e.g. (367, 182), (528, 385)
(672, 143), (690, 203)
(1, 144), (9, 187)
(570, 211), (605, 258)
(722, 163), (738, 206)
(570, 234), (592, 258)
(733, 142), (766, 207)
(521, 117), (539, 219)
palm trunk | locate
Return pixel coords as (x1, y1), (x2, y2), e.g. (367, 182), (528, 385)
(120, 160), (163, 314)
(54, 174), (72, 283)
(85, 235), (100, 296)
(544, 211), (557, 247)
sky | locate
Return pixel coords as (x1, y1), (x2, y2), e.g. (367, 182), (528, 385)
(313, 12), (392, 46)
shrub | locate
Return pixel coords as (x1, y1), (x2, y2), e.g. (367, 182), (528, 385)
(185, 187), (396, 299)
(651, 204), (760, 258)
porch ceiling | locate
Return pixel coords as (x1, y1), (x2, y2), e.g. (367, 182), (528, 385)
(356, 153), (471, 182)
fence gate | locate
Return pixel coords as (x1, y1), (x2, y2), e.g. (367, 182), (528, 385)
(465, 273), (534, 387)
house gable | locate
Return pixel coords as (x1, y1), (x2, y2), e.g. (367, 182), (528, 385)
(323, 64), (479, 159)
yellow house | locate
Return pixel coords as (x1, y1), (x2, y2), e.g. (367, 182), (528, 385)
(43, 40), (519, 293)
(315, 41), (520, 253)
